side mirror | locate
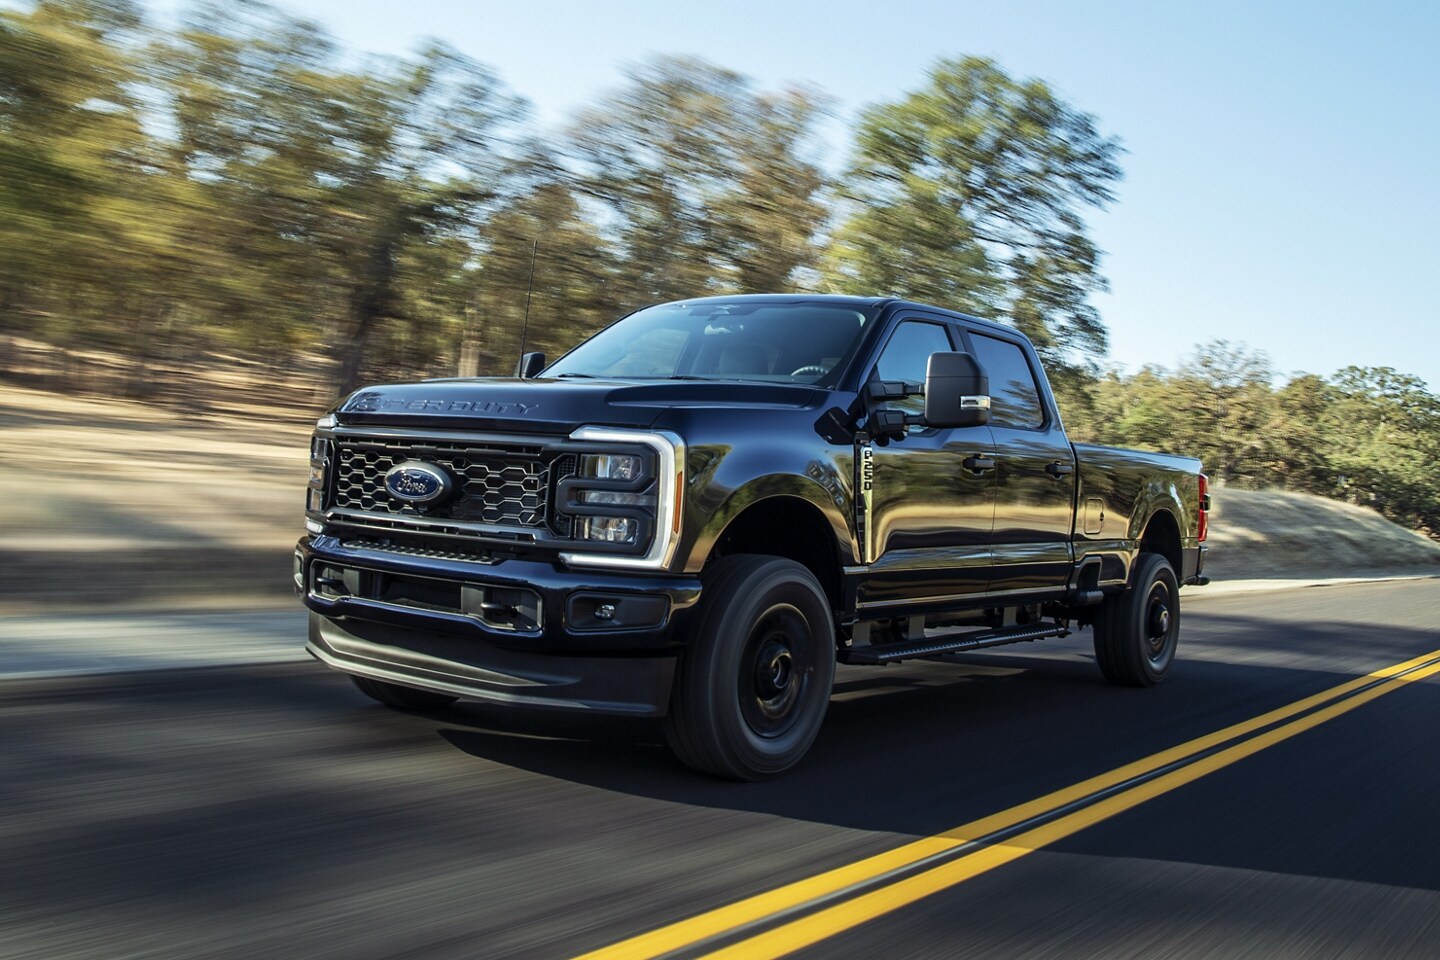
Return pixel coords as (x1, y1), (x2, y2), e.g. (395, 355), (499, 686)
(923, 352), (990, 428)
(515, 351), (546, 379)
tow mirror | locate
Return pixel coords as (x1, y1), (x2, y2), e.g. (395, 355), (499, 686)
(515, 351), (546, 379)
(923, 352), (990, 428)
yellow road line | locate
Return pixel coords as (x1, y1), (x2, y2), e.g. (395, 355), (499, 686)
(698, 657), (1440, 960)
(573, 648), (1440, 960)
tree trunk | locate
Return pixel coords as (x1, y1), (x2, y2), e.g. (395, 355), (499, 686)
(335, 236), (397, 394)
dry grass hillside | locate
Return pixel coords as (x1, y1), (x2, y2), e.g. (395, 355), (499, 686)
(1204, 487), (1440, 580)
(3, 381), (1436, 612)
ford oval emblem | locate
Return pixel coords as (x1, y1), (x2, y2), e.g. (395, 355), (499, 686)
(383, 461), (453, 505)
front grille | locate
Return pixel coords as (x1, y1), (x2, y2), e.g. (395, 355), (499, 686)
(332, 436), (554, 530)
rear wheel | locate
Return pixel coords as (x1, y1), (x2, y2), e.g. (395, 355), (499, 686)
(1093, 552), (1180, 686)
(351, 675), (459, 710)
(664, 555), (836, 780)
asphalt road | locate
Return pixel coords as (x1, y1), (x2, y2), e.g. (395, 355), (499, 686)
(2, 579), (1438, 960)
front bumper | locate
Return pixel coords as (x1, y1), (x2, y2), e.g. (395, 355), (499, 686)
(296, 535), (702, 715)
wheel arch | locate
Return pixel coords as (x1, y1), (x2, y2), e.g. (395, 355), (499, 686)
(696, 493), (846, 614)
(1137, 508), (1183, 579)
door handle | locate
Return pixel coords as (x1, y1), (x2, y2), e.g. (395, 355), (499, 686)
(1045, 461), (1075, 478)
(963, 455), (995, 474)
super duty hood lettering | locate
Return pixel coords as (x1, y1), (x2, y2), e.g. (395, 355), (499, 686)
(346, 393), (538, 416)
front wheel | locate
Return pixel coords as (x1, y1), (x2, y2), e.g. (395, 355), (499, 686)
(1093, 552), (1180, 686)
(663, 555), (836, 780)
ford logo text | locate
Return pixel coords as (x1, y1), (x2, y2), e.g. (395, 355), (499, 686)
(383, 462), (453, 505)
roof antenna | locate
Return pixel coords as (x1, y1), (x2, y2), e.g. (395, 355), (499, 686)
(517, 238), (539, 359)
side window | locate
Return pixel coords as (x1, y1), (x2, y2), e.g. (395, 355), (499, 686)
(969, 334), (1046, 429)
(873, 321), (954, 414)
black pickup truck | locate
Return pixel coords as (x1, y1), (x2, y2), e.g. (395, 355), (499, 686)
(297, 295), (1209, 778)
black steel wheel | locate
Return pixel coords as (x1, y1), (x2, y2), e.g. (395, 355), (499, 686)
(663, 555), (836, 780)
(351, 675), (459, 710)
(1093, 552), (1180, 687)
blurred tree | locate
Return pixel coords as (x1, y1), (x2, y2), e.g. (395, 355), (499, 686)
(1172, 341), (1278, 486)
(468, 165), (619, 376)
(826, 56), (1122, 374)
(160, 4), (525, 390)
(1086, 342), (1279, 486)
(0, 0), (184, 373)
(566, 56), (830, 306)
(1086, 366), (1176, 451)
(322, 43), (525, 391)
(1269, 373), (1337, 493)
(1325, 367), (1440, 535)
(156, 2), (346, 354)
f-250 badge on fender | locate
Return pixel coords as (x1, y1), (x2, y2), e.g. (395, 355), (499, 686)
(383, 461), (453, 505)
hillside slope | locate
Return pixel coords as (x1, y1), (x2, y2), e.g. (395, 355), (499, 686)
(1205, 487), (1440, 580)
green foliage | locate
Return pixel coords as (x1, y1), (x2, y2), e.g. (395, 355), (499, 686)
(1072, 344), (1440, 538)
(825, 56), (1123, 373)
(565, 56), (831, 305)
(1323, 367), (1440, 534)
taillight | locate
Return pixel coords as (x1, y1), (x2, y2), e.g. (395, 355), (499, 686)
(1197, 473), (1210, 542)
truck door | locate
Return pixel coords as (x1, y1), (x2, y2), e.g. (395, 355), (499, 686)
(964, 331), (1077, 595)
(858, 318), (997, 611)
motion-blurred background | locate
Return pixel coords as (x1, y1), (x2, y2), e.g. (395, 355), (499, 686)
(2, 0), (1438, 609)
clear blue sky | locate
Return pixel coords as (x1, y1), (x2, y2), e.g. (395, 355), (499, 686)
(147, 0), (1439, 388)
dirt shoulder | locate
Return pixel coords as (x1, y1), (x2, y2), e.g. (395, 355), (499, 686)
(3, 382), (320, 613)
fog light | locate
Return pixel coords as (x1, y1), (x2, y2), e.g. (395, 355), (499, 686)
(577, 516), (637, 544)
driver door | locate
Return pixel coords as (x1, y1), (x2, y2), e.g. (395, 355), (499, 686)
(857, 318), (997, 611)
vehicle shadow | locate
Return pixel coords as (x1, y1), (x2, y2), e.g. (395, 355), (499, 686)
(432, 610), (1440, 892)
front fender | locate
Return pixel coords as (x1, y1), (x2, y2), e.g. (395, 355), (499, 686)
(675, 445), (858, 574)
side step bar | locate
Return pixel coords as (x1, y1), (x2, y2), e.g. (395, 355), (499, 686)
(842, 622), (1069, 666)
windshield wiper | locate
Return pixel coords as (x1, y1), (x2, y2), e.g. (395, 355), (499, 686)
(554, 372), (598, 378)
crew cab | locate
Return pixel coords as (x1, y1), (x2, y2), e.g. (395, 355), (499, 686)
(297, 295), (1209, 778)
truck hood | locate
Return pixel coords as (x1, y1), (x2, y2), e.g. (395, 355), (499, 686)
(333, 377), (827, 434)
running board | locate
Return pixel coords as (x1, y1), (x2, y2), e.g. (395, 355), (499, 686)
(842, 623), (1069, 665)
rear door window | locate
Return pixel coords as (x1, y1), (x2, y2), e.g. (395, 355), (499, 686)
(968, 333), (1046, 429)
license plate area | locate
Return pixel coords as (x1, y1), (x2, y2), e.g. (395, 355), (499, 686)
(310, 563), (541, 633)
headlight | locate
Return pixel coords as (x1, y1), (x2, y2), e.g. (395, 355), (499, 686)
(581, 453), (642, 481)
(557, 447), (654, 548)
(307, 433), (332, 516)
(576, 516), (639, 544)
(559, 428), (685, 570)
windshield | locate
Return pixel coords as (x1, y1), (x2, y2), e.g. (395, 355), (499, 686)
(544, 300), (874, 386)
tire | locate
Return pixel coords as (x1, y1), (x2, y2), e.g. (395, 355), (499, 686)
(663, 555), (836, 780)
(1093, 552), (1180, 687)
(351, 675), (460, 710)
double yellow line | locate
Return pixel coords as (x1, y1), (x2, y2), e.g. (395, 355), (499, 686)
(576, 647), (1440, 960)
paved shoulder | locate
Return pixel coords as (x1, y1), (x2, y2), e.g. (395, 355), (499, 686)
(0, 608), (309, 679)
